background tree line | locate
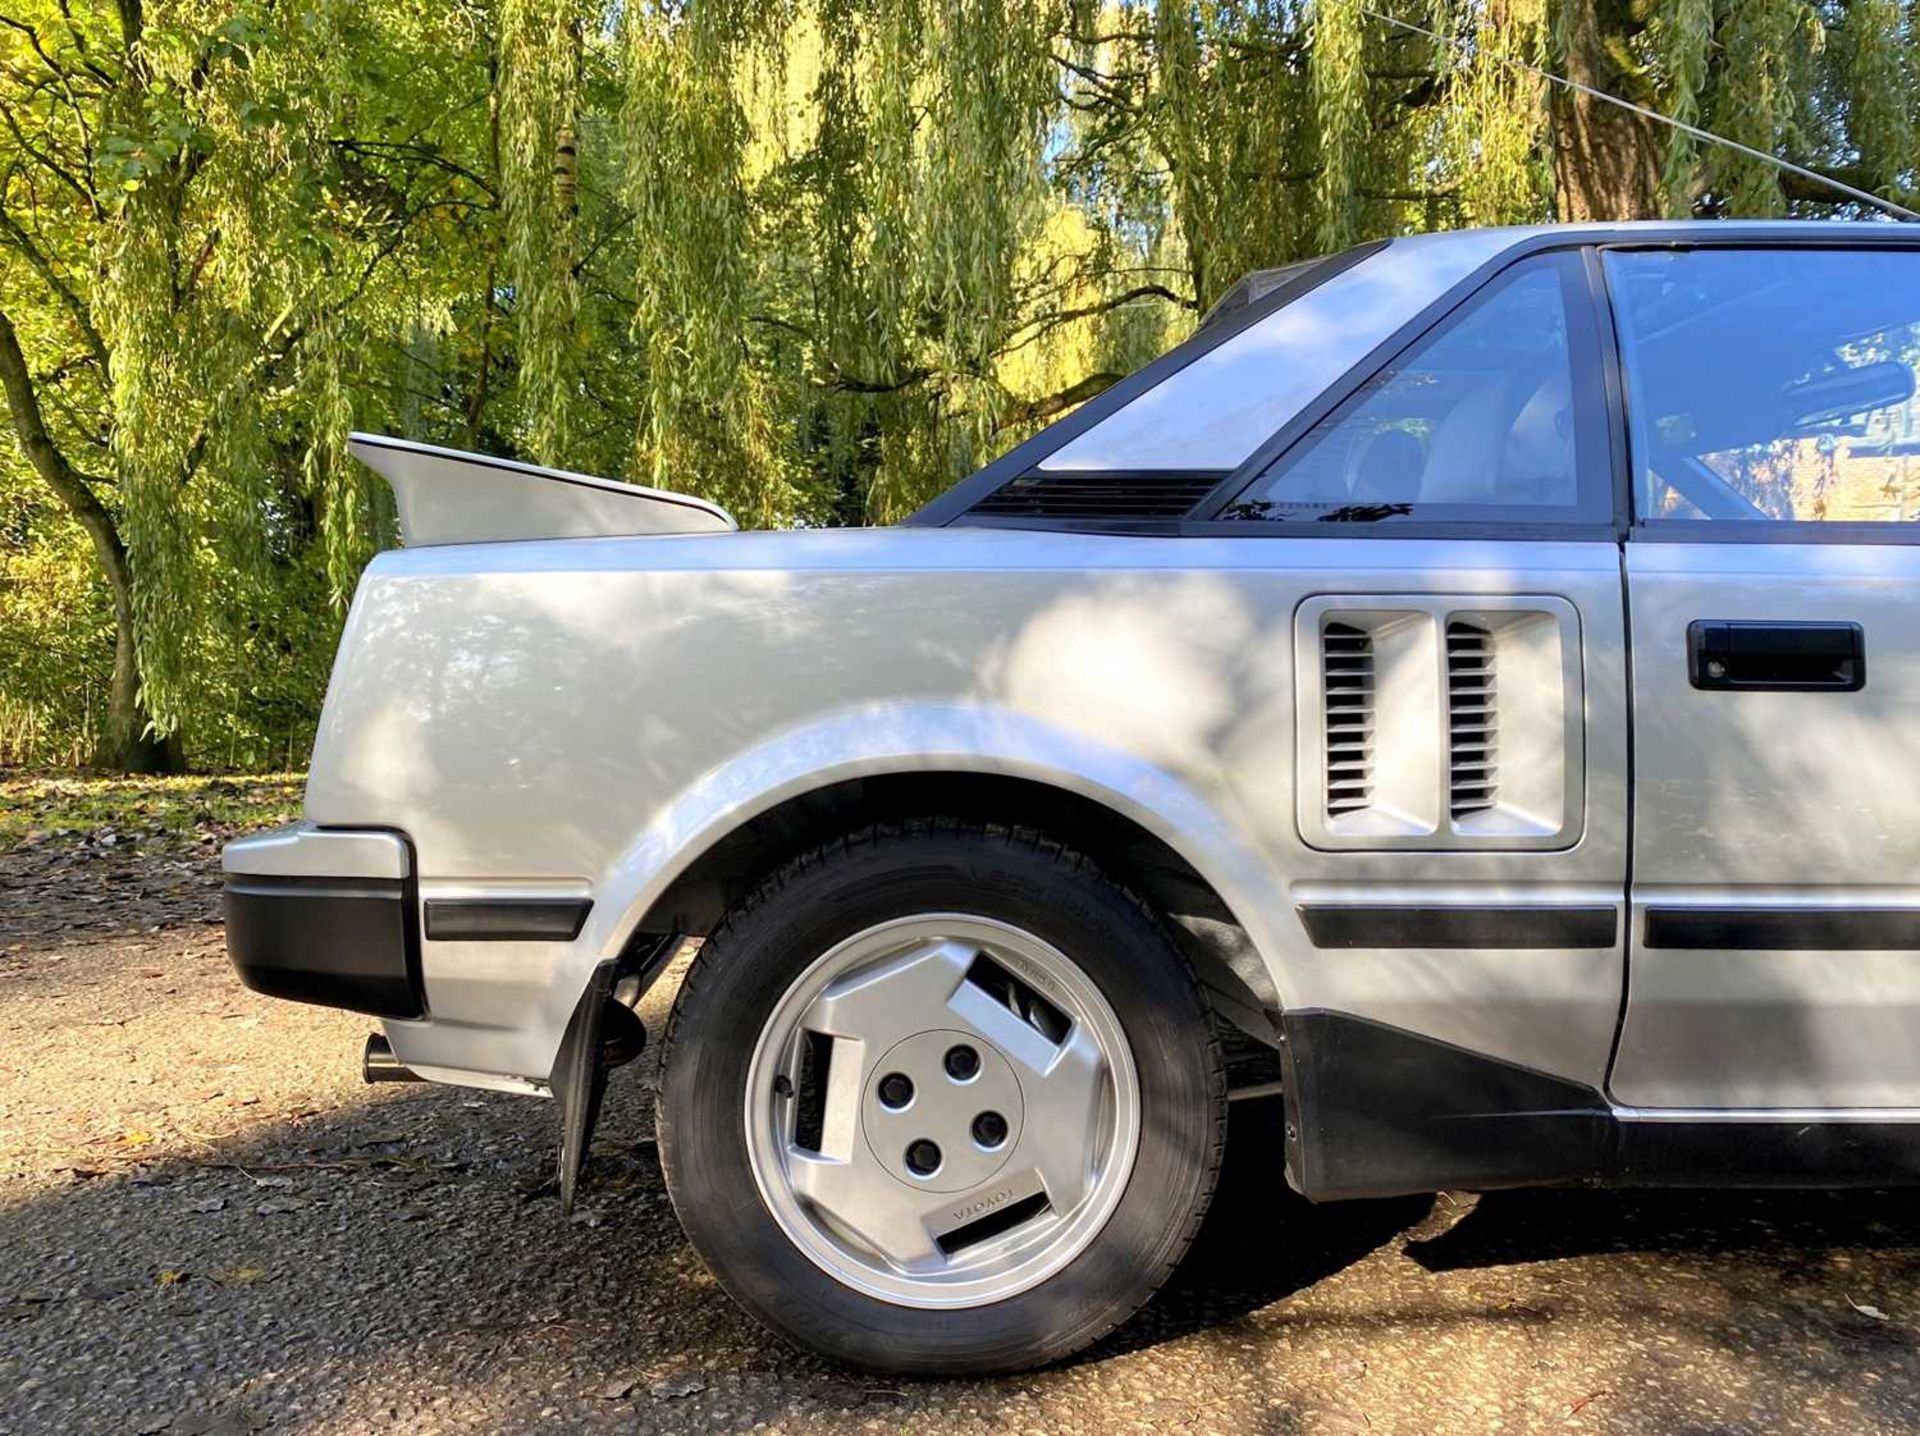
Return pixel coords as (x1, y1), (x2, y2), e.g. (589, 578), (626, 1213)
(2, 0), (1914, 772)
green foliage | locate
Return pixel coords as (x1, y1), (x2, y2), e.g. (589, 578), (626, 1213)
(0, 481), (114, 764)
(1650, 0), (1716, 209)
(1312, 0), (1370, 249)
(500, 0), (585, 466)
(4, 0), (1919, 769)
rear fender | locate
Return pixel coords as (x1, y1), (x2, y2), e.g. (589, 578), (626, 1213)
(586, 702), (1294, 1007)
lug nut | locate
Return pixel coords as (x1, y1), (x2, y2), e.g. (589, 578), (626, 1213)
(971, 1110), (1009, 1149)
(878, 1072), (914, 1109)
(905, 1139), (942, 1176)
(943, 1044), (981, 1081)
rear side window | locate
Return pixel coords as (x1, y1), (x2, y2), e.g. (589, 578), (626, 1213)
(1606, 247), (1920, 523)
(1223, 252), (1612, 525)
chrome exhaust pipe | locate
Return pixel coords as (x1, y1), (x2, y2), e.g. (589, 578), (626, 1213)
(362, 1032), (423, 1084)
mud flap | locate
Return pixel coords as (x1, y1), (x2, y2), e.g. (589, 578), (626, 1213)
(549, 937), (674, 1213)
(550, 962), (617, 1216)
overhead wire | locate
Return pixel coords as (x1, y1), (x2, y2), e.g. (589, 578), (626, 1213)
(1357, 6), (1920, 222)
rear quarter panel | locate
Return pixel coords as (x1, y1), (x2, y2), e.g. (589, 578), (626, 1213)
(309, 528), (1625, 1085)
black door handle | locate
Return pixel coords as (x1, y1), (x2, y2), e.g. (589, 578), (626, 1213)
(1687, 620), (1865, 691)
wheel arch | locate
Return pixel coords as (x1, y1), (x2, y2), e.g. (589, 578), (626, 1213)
(593, 708), (1293, 1045)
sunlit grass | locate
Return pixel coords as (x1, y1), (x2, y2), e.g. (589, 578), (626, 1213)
(0, 771), (304, 854)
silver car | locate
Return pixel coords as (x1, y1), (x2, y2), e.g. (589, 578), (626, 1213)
(224, 221), (1920, 1373)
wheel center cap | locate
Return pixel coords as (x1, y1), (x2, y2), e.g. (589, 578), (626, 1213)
(862, 1029), (1024, 1194)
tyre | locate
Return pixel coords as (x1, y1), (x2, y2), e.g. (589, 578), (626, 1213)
(656, 819), (1225, 1374)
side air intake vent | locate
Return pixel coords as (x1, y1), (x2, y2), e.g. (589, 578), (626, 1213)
(1323, 622), (1375, 817)
(1297, 597), (1578, 851)
(970, 473), (1220, 520)
(1447, 620), (1497, 817)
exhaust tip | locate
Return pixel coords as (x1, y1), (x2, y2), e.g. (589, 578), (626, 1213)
(363, 1032), (423, 1084)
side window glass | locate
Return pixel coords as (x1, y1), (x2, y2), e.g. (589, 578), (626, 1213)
(1226, 253), (1607, 523)
(1605, 247), (1920, 523)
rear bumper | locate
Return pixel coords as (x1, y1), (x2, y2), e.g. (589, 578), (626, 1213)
(222, 823), (423, 1020)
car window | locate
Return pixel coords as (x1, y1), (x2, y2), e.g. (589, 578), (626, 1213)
(1223, 252), (1606, 524)
(1605, 246), (1920, 523)
(1034, 229), (1520, 475)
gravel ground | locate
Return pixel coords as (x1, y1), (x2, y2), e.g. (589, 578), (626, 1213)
(7, 821), (1920, 1434)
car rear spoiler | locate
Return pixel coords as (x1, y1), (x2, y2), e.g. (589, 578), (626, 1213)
(347, 432), (735, 547)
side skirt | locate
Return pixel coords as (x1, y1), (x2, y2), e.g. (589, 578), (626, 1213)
(1283, 1011), (1920, 1200)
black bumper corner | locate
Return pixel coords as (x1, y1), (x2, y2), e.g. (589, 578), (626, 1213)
(223, 874), (424, 1020)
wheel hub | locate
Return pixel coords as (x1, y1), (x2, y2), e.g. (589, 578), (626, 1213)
(862, 1029), (1024, 1194)
(743, 913), (1141, 1309)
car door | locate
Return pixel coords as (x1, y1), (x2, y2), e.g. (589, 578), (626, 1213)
(1195, 247), (1634, 1194)
(1605, 241), (1920, 1110)
(924, 234), (1638, 1193)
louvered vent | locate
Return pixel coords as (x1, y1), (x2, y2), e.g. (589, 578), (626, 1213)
(970, 473), (1220, 520)
(1447, 621), (1497, 818)
(1322, 622), (1375, 818)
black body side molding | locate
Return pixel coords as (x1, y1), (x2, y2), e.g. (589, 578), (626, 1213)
(1613, 1118), (1920, 1186)
(1282, 1012), (1920, 1201)
(1644, 906), (1920, 950)
(424, 897), (592, 942)
(1297, 904), (1618, 950)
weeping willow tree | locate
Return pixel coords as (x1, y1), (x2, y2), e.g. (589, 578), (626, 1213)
(4, 0), (1919, 769)
(2, 1), (492, 768)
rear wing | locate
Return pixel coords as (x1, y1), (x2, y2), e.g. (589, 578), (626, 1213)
(348, 433), (735, 547)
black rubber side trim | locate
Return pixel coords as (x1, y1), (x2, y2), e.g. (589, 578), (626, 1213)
(223, 873), (423, 1020)
(423, 897), (592, 942)
(1297, 904), (1619, 950)
(1283, 1010), (1610, 1201)
(1613, 1119), (1920, 1187)
(1282, 1012), (1920, 1198)
(1645, 907), (1920, 950)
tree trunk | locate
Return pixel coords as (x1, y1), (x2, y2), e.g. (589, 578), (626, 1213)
(100, 569), (177, 773)
(1550, 0), (1665, 220)
(0, 307), (179, 773)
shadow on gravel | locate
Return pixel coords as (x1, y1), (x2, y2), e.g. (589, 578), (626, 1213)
(1408, 1184), (1920, 1269)
(1092, 1096), (1431, 1360)
(10, 1044), (1920, 1432)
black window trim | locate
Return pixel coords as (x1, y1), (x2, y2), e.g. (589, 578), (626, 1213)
(903, 239), (1390, 528)
(1597, 236), (1920, 546)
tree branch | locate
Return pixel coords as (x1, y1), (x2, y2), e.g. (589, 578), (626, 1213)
(0, 97), (102, 218)
(328, 138), (497, 197)
(0, 204), (110, 374)
(998, 283), (1195, 358)
(1777, 161), (1895, 208)
(1003, 371), (1122, 428)
(0, 15), (77, 82)
(55, 0), (120, 86)
(0, 304), (127, 581)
